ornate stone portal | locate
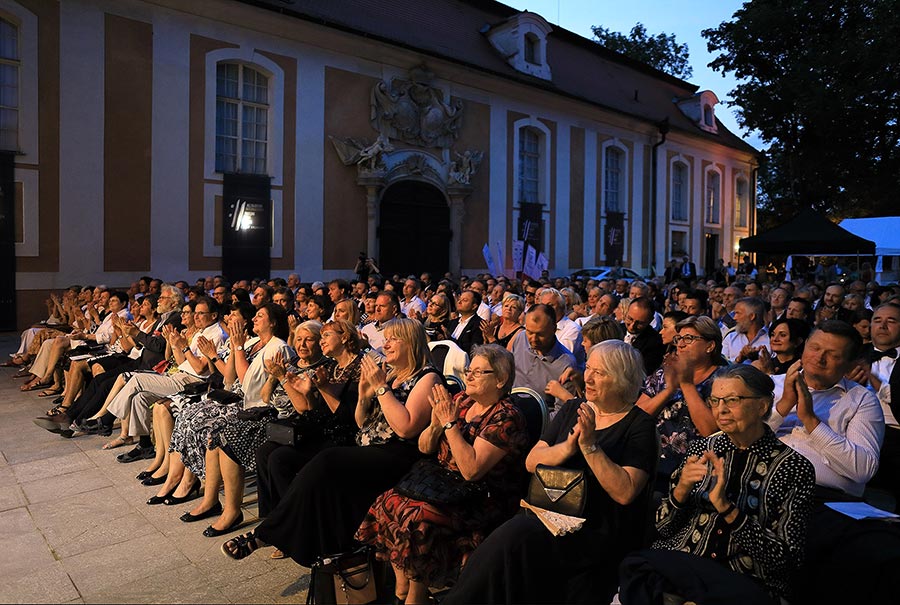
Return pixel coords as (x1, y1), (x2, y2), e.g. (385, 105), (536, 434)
(328, 64), (483, 276)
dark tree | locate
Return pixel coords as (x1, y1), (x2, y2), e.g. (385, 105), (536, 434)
(703, 0), (900, 221)
(592, 23), (693, 79)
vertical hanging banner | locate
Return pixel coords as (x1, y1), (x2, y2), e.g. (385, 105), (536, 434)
(604, 211), (625, 266)
(222, 173), (272, 283)
(536, 251), (549, 277)
(523, 245), (538, 280)
(512, 240), (525, 274)
(494, 241), (507, 277)
(482, 243), (498, 277)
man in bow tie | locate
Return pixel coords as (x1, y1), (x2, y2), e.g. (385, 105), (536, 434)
(865, 302), (900, 501)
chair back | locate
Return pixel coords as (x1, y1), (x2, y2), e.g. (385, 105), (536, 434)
(510, 386), (548, 449)
(427, 339), (468, 382)
(444, 374), (465, 397)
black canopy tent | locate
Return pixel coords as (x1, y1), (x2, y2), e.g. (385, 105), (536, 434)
(739, 209), (876, 255)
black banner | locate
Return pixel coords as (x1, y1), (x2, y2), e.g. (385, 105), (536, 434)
(604, 211), (624, 266)
(0, 151), (15, 330)
(222, 173), (272, 283)
(518, 202), (543, 253)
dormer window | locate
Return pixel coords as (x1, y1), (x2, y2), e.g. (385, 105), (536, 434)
(675, 90), (719, 134)
(485, 11), (553, 81)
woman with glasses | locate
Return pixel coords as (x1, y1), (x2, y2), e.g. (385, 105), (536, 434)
(356, 345), (528, 604)
(637, 315), (726, 494)
(221, 318), (442, 565)
(444, 340), (658, 605)
(423, 292), (453, 342)
(619, 364), (815, 605)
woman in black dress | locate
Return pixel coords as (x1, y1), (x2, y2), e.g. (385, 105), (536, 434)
(442, 340), (659, 604)
(221, 318), (442, 564)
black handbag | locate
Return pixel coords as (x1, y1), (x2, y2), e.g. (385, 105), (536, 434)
(394, 457), (487, 506)
(308, 545), (378, 605)
(266, 413), (316, 447)
(527, 464), (586, 517)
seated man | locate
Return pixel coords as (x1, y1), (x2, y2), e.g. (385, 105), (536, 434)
(538, 287), (584, 369)
(623, 297), (665, 374)
(508, 303), (576, 412)
(448, 289), (484, 355)
(767, 320), (898, 605)
(722, 297), (770, 363)
(863, 302), (900, 503)
(105, 297), (227, 463)
(359, 290), (400, 353)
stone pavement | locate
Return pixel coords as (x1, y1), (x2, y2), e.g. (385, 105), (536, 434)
(0, 334), (310, 604)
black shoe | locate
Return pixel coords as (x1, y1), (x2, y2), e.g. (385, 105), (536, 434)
(117, 445), (155, 464)
(180, 502), (223, 523)
(141, 474), (167, 486)
(136, 470), (153, 481)
(203, 512), (244, 537)
(147, 485), (178, 506)
(33, 418), (66, 433)
(163, 481), (201, 505)
(59, 429), (75, 439)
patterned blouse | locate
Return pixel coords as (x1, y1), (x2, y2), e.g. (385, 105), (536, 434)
(356, 366), (440, 446)
(654, 427), (816, 598)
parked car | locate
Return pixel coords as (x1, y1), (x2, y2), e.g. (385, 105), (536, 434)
(571, 267), (645, 282)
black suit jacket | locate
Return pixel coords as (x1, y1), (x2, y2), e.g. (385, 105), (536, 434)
(449, 315), (484, 356)
(133, 311), (184, 370)
(629, 326), (665, 374)
(681, 262), (697, 282)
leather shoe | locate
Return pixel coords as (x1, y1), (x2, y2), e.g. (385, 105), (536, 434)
(33, 418), (66, 433)
(203, 512), (244, 537)
(141, 474), (167, 486)
(147, 486), (177, 505)
(136, 470), (153, 481)
(117, 445), (156, 463)
(180, 502), (223, 523)
(163, 480), (200, 505)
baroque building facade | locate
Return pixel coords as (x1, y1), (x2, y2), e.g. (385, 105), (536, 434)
(4, 0), (757, 326)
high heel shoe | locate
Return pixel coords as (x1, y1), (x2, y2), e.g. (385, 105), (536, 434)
(147, 485), (177, 505)
(163, 480), (201, 505)
(180, 502), (223, 523)
(141, 474), (168, 486)
(203, 512), (244, 537)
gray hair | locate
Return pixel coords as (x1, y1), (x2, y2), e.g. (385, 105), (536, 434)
(712, 364), (775, 419)
(159, 283), (184, 306)
(588, 340), (646, 404)
(470, 344), (516, 396)
(296, 320), (323, 340)
(737, 297), (766, 326)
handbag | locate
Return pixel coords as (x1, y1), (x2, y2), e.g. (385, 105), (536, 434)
(266, 414), (314, 447)
(308, 545), (377, 605)
(527, 464), (586, 517)
(394, 457), (487, 506)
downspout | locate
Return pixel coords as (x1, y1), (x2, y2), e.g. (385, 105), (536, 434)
(649, 118), (669, 276)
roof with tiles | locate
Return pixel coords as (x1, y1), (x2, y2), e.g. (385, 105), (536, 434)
(236, 0), (757, 155)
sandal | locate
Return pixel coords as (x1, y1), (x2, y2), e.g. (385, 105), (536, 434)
(45, 404), (69, 417)
(38, 388), (63, 398)
(21, 380), (52, 392)
(102, 436), (134, 450)
(221, 532), (261, 560)
(270, 548), (286, 559)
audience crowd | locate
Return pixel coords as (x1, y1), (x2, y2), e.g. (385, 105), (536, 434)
(8, 260), (900, 605)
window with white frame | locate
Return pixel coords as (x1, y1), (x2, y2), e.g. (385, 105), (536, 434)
(215, 62), (269, 174)
(703, 105), (714, 127)
(0, 17), (18, 151)
(735, 177), (749, 228)
(705, 170), (720, 224)
(671, 230), (688, 257)
(604, 147), (623, 213)
(518, 127), (540, 204)
(671, 161), (688, 221)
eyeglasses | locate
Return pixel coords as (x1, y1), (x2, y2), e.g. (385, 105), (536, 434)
(705, 395), (762, 409)
(384, 336), (403, 344)
(673, 334), (706, 346)
(464, 368), (495, 378)
(194, 311), (211, 316)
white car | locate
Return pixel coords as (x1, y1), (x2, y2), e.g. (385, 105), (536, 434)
(571, 267), (645, 282)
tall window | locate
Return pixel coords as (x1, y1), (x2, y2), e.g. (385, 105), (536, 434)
(705, 170), (720, 224)
(604, 147), (623, 213)
(524, 33), (540, 65)
(0, 18), (19, 151)
(735, 177), (749, 228)
(671, 161), (688, 221)
(216, 63), (268, 174)
(703, 105), (714, 127)
(518, 127), (539, 204)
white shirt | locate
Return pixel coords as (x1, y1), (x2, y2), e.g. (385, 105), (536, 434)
(869, 349), (898, 426)
(721, 326), (770, 363)
(451, 314), (475, 341)
(361, 321), (388, 353)
(476, 301), (492, 322)
(240, 336), (295, 408)
(768, 375), (884, 497)
(178, 323), (227, 378)
(400, 296), (426, 318)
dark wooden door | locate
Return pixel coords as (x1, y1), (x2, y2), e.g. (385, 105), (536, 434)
(379, 181), (449, 278)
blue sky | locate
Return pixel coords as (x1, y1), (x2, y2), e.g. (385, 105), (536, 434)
(505, 0), (762, 149)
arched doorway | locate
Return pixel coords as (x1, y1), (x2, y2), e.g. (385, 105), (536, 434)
(379, 180), (450, 278)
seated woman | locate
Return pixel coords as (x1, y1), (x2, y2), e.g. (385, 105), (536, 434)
(332, 298), (361, 326)
(304, 294), (330, 323)
(423, 292), (453, 342)
(545, 315), (624, 402)
(254, 319), (362, 534)
(636, 315), (725, 494)
(221, 318), (441, 564)
(442, 340), (658, 605)
(356, 344), (528, 604)
(481, 294), (524, 348)
(752, 317), (809, 376)
(619, 364), (815, 605)
(150, 304), (290, 509)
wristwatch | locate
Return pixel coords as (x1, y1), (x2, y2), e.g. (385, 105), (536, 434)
(235, 345), (244, 351)
(443, 420), (455, 431)
(375, 385), (388, 397)
(582, 442), (600, 455)
(181, 346), (190, 354)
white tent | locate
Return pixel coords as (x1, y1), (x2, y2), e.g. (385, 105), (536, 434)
(839, 217), (900, 282)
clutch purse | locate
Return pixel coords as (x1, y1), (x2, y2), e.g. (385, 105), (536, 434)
(527, 464), (586, 517)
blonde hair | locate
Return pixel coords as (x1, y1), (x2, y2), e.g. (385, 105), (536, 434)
(383, 317), (431, 383)
(334, 299), (361, 325)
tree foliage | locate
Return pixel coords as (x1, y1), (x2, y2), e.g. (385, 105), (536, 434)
(592, 23), (693, 79)
(703, 0), (900, 221)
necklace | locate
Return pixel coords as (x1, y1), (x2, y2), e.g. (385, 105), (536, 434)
(594, 402), (634, 416)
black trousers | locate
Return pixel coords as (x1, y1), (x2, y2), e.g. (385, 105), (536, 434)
(618, 550), (778, 605)
(67, 360), (139, 423)
(255, 439), (323, 518)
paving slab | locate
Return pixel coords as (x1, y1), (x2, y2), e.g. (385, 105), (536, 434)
(21, 466), (114, 505)
(0, 560), (81, 604)
(0, 482), (27, 512)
